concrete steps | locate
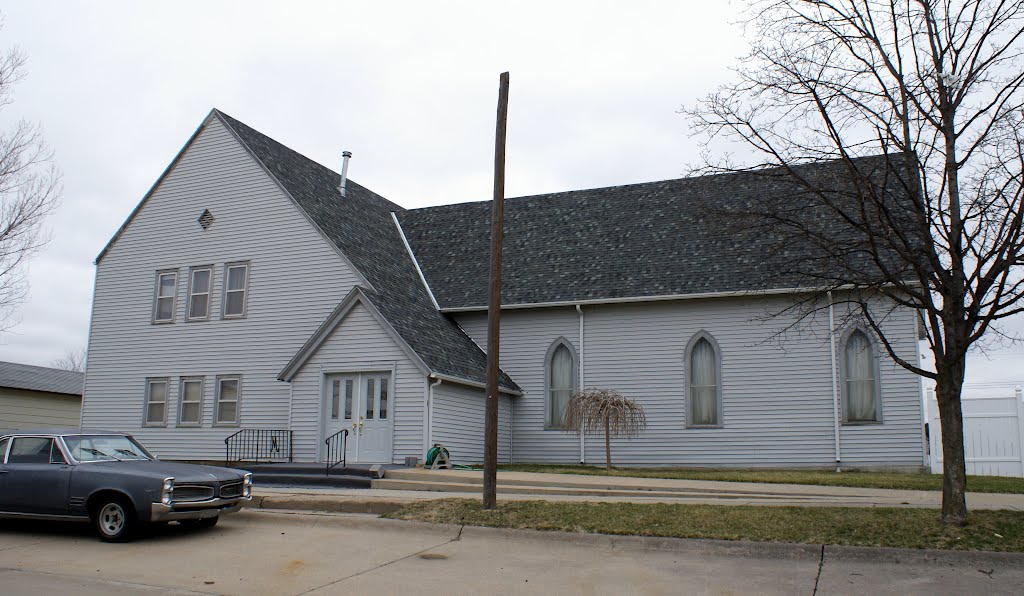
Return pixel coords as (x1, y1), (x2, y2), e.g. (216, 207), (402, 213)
(246, 463), (382, 489)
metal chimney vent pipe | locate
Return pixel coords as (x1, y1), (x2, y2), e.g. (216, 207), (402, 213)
(339, 150), (353, 196)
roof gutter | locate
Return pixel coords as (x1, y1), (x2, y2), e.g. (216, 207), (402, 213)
(439, 282), (919, 313)
(430, 373), (522, 397)
(439, 285), (855, 313)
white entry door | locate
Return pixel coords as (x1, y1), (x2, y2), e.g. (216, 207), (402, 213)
(323, 372), (393, 464)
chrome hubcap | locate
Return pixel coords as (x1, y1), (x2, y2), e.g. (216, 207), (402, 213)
(99, 503), (125, 536)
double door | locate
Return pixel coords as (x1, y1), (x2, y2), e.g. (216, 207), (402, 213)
(323, 372), (393, 463)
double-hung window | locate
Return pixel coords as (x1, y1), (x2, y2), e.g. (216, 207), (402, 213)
(144, 378), (169, 426)
(187, 266), (212, 321)
(179, 377), (204, 426)
(223, 262), (249, 318)
(215, 376), (241, 425)
(153, 271), (178, 323)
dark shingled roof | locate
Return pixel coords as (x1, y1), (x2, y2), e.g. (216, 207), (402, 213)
(0, 361), (84, 396)
(396, 156), (911, 309)
(215, 111), (519, 392)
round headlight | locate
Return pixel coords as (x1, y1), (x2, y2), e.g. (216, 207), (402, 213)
(161, 477), (174, 505)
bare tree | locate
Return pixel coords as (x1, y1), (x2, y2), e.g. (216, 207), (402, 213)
(51, 346), (86, 372)
(0, 18), (62, 330)
(684, 0), (1024, 524)
(562, 389), (647, 469)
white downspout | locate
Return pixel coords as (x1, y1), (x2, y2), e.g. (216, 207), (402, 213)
(428, 376), (442, 450)
(828, 291), (841, 470)
(577, 304), (585, 464)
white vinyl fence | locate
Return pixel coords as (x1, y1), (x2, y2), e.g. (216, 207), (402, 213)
(928, 387), (1024, 477)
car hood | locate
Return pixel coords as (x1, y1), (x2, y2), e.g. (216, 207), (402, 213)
(82, 461), (247, 483)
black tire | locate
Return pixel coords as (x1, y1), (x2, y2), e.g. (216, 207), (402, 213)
(180, 516), (219, 529)
(91, 496), (136, 543)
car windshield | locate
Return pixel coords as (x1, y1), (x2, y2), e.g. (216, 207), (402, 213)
(63, 435), (154, 462)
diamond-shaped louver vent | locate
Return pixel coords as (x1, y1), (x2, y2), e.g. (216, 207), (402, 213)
(198, 209), (214, 230)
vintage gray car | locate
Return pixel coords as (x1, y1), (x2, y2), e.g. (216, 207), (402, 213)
(0, 430), (251, 542)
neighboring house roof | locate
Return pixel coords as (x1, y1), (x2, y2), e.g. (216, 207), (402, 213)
(0, 361), (84, 396)
(396, 155), (911, 310)
(213, 111), (520, 393)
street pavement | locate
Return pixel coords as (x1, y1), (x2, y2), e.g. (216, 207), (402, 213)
(1, 509), (1022, 595)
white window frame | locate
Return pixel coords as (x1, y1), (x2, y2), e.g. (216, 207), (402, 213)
(152, 270), (178, 324)
(178, 377), (205, 426)
(186, 266), (213, 321)
(544, 337), (578, 430)
(222, 262), (250, 319)
(215, 375), (241, 426)
(143, 378), (169, 427)
(839, 327), (883, 425)
(685, 331), (724, 428)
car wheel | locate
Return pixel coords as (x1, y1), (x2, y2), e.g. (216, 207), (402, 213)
(92, 497), (136, 543)
(181, 516), (219, 530)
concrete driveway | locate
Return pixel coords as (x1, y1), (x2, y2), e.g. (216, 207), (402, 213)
(0, 510), (1022, 595)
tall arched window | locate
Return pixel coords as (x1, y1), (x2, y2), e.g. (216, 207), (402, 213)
(842, 329), (881, 423)
(686, 332), (722, 427)
(546, 339), (577, 429)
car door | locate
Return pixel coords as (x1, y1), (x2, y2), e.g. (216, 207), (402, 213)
(0, 436), (74, 515)
(0, 436), (10, 510)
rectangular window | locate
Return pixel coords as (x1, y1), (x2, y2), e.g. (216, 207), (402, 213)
(378, 377), (388, 420)
(215, 376), (240, 425)
(223, 262), (249, 318)
(179, 378), (204, 426)
(331, 379), (341, 420)
(365, 378), (375, 420)
(187, 267), (212, 321)
(153, 271), (177, 323)
(144, 378), (168, 426)
(8, 437), (55, 464)
(344, 379), (353, 420)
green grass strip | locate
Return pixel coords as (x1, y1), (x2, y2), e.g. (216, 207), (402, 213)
(385, 499), (1024, 552)
(495, 464), (1024, 494)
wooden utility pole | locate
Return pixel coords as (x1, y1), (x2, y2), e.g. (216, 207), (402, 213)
(483, 71), (509, 510)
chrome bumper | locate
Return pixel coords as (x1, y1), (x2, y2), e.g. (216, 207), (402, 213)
(149, 496), (249, 522)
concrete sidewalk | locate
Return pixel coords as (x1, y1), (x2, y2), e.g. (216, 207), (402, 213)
(4, 510), (1022, 594)
(249, 468), (1024, 514)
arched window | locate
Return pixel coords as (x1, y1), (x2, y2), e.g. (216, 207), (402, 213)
(842, 329), (881, 423)
(686, 332), (722, 427)
(546, 339), (577, 429)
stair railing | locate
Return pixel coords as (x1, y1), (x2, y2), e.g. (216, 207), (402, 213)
(324, 429), (348, 475)
(224, 429), (293, 466)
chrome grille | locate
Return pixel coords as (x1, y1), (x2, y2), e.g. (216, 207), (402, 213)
(219, 481), (243, 498)
(173, 485), (215, 502)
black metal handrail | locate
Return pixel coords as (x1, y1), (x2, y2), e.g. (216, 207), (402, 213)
(325, 429), (348, 475)
(224, 429), (293, 466)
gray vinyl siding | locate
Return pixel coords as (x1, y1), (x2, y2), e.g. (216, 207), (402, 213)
(457, 308), (583, 463)
(455, 295), (924, 468)
(0, 389), (82, 434)
(82, 117), (362, 460)
(431, 382), (512, 464)
(289, 302), (425, 464)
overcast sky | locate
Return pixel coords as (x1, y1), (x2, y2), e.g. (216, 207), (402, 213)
(0, 1), (1020, 394)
